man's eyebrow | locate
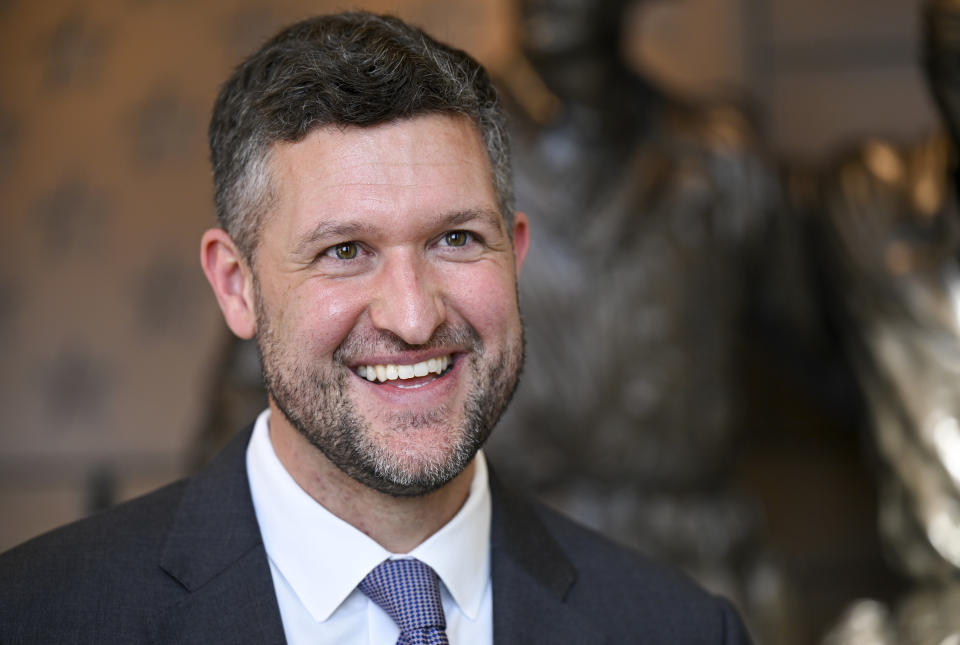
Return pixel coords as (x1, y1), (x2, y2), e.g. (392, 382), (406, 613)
(292, 221), (376, 256)
(442, 208), (503, 230)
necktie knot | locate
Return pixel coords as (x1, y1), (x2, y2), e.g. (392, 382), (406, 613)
(359, 558), (449, 645)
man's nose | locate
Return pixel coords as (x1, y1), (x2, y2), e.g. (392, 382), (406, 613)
(368, 253), (445, 346)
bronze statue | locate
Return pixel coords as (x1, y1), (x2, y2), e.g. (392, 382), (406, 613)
(816, 1), (960, 642)
(487, 0), (791, 640)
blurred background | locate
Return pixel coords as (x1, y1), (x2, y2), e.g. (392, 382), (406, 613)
(0, 0), (944, 643)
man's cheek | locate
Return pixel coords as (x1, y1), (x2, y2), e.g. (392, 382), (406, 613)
(454, 283), (519, 332)
(305, 290), (370, 350)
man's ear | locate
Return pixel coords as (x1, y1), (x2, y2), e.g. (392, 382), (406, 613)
(511, 211), (531, 275)
(200, 228), (257, 339)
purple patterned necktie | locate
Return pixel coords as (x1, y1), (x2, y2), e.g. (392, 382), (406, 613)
(358, 558), (450, 645)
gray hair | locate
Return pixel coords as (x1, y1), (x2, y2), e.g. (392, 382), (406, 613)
(209, 11), (514, 261)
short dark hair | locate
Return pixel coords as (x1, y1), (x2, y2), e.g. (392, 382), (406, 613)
(209, 11), (513, 261)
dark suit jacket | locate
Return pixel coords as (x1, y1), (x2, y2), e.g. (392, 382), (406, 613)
(0, 427), (751, 644)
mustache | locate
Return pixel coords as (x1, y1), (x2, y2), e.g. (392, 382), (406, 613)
(333, 322), (483, 364)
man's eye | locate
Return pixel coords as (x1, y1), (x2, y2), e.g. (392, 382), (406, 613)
(443, 231), (471, 247)
(328, 242), (358, 260)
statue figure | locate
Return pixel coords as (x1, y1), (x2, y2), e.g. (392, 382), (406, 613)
(816, 1), (960, 642)
(487, 0), (792, 640)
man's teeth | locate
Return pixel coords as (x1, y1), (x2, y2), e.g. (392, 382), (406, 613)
(357, 356), (451, 383)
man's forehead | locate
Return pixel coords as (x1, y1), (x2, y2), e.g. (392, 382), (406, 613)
(269, 115), (490, 184)
(258, 114), (503, 240)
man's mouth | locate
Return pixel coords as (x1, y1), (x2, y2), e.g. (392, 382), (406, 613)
(355, 355), (452, 384)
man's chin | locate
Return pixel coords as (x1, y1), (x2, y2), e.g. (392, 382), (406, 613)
(277, 394), (480, 497)
(363, 475), (459, 499)
(350, 412), (480, 494)
(345, 453), (473, 498)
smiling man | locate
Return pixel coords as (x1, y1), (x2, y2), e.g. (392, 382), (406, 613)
(225, 115), (526, 508)
(0, 12), (751, 644)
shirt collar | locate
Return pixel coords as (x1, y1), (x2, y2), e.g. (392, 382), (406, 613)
(246, 409), (491, 623)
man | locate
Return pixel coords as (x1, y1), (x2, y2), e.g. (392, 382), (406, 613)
(0, 12), (751, 644)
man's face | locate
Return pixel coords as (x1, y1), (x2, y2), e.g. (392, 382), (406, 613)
(251, 114), (529, 497)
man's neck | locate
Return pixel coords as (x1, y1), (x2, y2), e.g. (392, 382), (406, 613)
(267, 407), (475, 554)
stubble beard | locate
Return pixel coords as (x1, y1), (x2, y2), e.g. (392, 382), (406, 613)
(254, 285), (524, 497)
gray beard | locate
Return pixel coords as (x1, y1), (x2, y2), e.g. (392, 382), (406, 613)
(254, 290), (524, 497)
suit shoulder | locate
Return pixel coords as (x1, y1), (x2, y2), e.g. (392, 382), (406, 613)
(533, 500), (752, 643)
(532, 499), (694, 588)
(0, 478), (189, 639)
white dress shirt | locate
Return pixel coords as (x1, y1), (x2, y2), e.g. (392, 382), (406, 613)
(246, 409), (493, 645)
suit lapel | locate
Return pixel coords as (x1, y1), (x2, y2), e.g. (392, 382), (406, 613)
(146, 432), (606, 644)
(489, 474), (607, 645)
(152, 427), (286, 644)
